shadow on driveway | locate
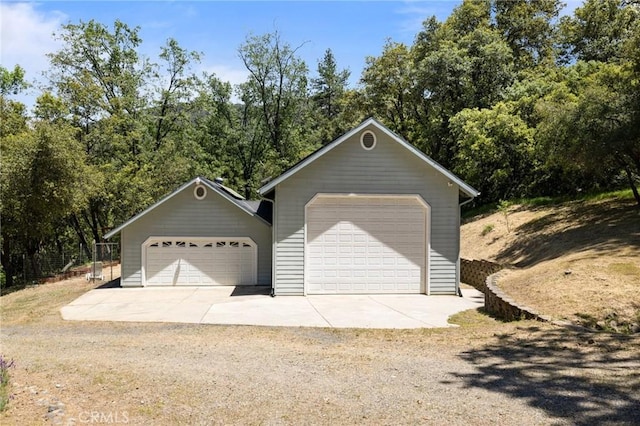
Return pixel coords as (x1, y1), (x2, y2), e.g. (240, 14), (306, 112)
(451, 326), (640, 425)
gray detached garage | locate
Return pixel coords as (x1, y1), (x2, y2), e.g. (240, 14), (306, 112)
(105, 118), (479, 297)
(259, 119), (478, 296)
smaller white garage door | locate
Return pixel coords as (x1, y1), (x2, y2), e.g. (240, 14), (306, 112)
(306, 195), (428, 294)
(143, 238), (256, 286)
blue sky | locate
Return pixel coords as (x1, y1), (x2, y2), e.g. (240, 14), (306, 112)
(1, 1), (581, 107)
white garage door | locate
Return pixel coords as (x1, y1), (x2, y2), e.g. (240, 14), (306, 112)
(144, 238), (256, 286)
(306, 195), (428, 294)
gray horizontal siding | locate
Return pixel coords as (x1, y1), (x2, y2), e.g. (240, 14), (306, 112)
(120, 187), (271, 287)
(274, 124), (461, 295)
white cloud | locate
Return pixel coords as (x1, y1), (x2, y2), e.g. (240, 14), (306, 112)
(0, 3), (66, 83)
(200, 63), (249, 103)
(201, 63), (249, 87)
(393, 1), (455, 41)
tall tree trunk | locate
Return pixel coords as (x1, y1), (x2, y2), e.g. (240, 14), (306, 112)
(1, 238), (14, 288)
(26, 244), (41, 282)
(70, 214), (92, 260)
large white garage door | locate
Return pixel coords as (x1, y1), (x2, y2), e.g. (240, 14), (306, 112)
(144, 238), (256, 286)
(306, 195), (428, 294)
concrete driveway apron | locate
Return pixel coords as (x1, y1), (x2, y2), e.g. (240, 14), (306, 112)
(61, 286), (484, 329)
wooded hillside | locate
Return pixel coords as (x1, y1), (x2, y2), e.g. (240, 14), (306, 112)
(2, 0), (639, 286)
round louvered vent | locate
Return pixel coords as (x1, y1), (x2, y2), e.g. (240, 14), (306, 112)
(361, 131), (376, 150)
(194, 184), (207, 200)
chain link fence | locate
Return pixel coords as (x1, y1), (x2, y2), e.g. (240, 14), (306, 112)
(4, 242), (120, 287)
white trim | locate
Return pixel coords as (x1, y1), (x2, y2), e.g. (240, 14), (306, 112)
(141, 236), (257, 287)
(303, 193), (431, 295)
(271, 198), (277, 296)
(360, 130), (376, 150)
(259, 118), (479, 198)
(194, 184), (207, 200)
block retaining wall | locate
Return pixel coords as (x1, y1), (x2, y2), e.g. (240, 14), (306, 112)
(461, 258), (548, 322)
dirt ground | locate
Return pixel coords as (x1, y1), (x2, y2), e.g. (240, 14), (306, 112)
(1, 272), (639, 425)
(461, 197), (640, 329)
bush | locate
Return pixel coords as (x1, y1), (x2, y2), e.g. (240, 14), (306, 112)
(481, 224), (495, 236)
(0, 355), (15, 411)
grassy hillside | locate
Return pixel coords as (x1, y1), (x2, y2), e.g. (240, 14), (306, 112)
(461, 192), (640, 332)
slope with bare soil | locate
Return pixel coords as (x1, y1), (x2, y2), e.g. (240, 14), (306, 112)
(461, 196), (640, 330)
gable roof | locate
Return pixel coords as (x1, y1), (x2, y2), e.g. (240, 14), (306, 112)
(103, 176), (271, 239)
(258, 118), (480, 198)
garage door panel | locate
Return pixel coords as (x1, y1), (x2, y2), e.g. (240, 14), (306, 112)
(144, 238), (256, 286)
(306, 196), (427, 294)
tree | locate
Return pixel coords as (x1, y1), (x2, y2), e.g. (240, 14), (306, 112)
(560, 0), (640, 63)
(238, 31), (311, 165)
(47, 19), (147, 160)
(149, 38), (202, 151)
(0, 65), (29, 96)
(397, 2), (514, 166)
(360, 41), (414, 139)
(493, 0), (563, 69)
(46, 19), (158, 246)
(1, 120), (93, 282)
(536, 61), (640, 206)
(451, 102), (536, 202)
(310, 49), (351, 143)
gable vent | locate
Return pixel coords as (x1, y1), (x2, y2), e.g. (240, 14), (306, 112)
(194, 184), (207, 200)
(360, 130), (376, 150)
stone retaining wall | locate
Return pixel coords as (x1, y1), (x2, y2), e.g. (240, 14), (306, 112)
(461, 258), (547, 322)
(460, 259), (503, 294)
(484, 272), (547, 322)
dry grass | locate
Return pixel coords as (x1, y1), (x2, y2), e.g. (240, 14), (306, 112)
(0, 265), (120, 327)
(1, 264), (639, 424)
(462, 197), (640, 328)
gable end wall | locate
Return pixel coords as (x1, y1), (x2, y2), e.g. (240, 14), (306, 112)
(120, 188), (272, 287)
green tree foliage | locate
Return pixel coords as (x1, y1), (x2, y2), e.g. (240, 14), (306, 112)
(0, 65), (29, 96)
(360, 41), (414, 138)
(493, 0), (563, 69)
(536, 62), (640, 204)
(560, 0), (639, 63)
(4, 1), (640, 284)
(451, 102), (535, 202)
(1, 119), (94, 283)
(238, 31), (311, 166)
(311, 49), (352, 143)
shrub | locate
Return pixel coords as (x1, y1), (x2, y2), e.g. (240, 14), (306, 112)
(481, 224), (495, 236)
(0, 355), (15, 412)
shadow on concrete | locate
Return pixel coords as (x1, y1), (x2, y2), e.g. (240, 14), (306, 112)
(452, 326), (640, 425)
(230, 285), (271, 296)
(496, 199), (640, 267)
(95, 277), (121, 289)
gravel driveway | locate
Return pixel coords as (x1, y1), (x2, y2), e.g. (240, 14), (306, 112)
(2, 275), (638, 425)
(2, 320), (639, 425)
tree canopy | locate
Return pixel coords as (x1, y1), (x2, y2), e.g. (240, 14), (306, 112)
(2, 0), (639, 285)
